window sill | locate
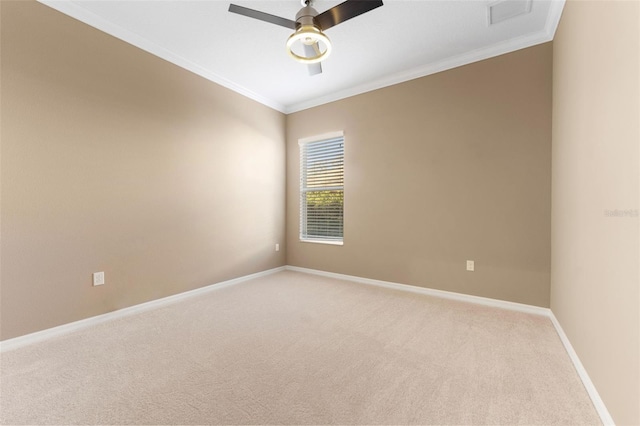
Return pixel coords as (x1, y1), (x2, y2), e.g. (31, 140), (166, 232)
(300, 239), (344, 246)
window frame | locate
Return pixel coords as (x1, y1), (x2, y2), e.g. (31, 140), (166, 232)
(298, 131), (345, 246)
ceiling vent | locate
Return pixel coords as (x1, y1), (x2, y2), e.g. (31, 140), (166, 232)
(488, 0), (532, 25)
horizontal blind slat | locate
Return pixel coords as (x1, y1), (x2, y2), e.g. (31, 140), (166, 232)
(300, 135), (344, 242)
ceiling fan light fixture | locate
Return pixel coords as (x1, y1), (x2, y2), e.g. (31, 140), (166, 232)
(286, 25), (331, 64)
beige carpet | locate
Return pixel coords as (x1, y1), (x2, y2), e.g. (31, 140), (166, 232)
(1, 270), (600, 425)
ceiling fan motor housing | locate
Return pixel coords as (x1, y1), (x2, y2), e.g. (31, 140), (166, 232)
(229, 0), (384, 71)
(286, 3), (331, 64)
(295, 5), (319, 29)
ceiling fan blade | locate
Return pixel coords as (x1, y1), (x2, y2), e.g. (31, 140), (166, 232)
(304, 44), (323, 75)
(315, 0), (383, 31)
(228, 4), (296, 30)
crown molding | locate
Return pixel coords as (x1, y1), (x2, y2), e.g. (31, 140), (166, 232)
(285, 0), (565, 113)
(37, 0), (287, 113)
(37, 0), (564, 115)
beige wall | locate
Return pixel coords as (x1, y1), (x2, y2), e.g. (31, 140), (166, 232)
(2, 0), (638, 421)
(287, 44), (552, 307)
(0, 1), (286, 340)
(551, 1), (640, 424)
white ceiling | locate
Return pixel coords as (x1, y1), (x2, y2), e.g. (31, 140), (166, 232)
(38, 0), (564, 113)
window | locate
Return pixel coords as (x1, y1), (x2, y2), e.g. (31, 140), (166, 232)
(299, 132), (344, 245)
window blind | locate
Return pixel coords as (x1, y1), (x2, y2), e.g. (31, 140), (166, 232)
(300, 135), (344, 243)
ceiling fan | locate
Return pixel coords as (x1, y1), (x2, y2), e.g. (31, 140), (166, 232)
(228, 0), (384, 76)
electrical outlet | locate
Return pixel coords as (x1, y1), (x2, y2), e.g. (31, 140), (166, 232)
(275, 243), (280, 252)
(466, 260), (475, 272)
(93, 271), (105, 286)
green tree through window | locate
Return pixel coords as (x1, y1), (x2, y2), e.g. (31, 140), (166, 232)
(299, 134), (344, 243)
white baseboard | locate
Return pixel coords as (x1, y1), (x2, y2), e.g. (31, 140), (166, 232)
(1, 264), (614, 425)
(0, 266), (286, 353)
(286, 265), (614, 426)
(285, 265), (551, 316)
(549, 312), (615, 425)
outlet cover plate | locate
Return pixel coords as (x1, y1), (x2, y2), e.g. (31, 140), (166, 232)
(93, 271), (105, 286)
